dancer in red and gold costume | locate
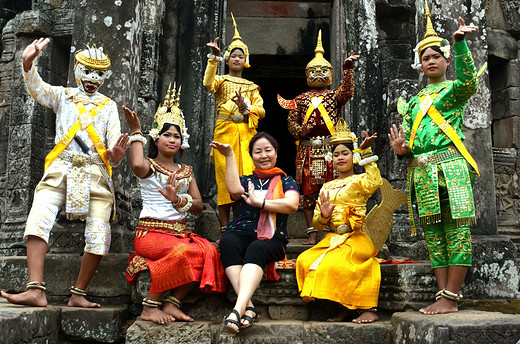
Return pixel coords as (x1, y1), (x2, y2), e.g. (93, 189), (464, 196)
(280, 30), (358, 245)
(124, 85), (226, 324)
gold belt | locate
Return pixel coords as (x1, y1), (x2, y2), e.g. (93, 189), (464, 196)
(300, 136), (331, 148)
(410, 146), (462, 168)
(59, 150), (104, 167)
(217, 112), (247, 123)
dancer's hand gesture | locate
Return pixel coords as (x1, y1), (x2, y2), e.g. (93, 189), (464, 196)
(22, 38), (50, 72)
(206, 37), (221, 56)
(319, 191), (336, 219)
(107, 134), (130, 164)
(159, 172), (182, 203)
(453, 17), (478, 42)
(343, 50), (360, 67)
(388, 124), (409, 156)
(359, 131), (378, 150)
(242, 181), (262, 208)
(231, 87), (246, 109)
(122, 106), (142, 134)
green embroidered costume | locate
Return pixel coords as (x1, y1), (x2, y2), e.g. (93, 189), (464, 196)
(398, 40), (479, 268)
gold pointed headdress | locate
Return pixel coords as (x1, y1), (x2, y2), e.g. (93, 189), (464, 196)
(412, 0), (450, 69)
(224, 13), (250, 68)
(306, 30), (333, 71)
(150, 83), (190, 149)
(74, 44), (111, 71)
(330, 118), (354, 145)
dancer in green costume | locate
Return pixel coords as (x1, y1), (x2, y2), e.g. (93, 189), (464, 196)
(388, 1), (484, 315)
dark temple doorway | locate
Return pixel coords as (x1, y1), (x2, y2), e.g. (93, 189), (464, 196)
(243, 55), (311, 177)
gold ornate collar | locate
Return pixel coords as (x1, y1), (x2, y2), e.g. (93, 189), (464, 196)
(65, 88), (108, 105)
(147, 158), (192, 180)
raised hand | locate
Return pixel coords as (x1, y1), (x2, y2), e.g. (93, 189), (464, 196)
(231, 87), (245, 109)
(319, 191), (336, 219)
(453, 17), (478, 43)
(107, 134), (130, 164)
(22, 38), (51, 72)
(241, 181), (262, 208)
(210, 141), (234, 157)
(158, 172), (182, 203)
(299, 122), (312, 139)
(388, 124), (409, 156)
(122, 106), (142, 133)
(359, 131), (378, 150)
(343, 50), (360, 66)
(206, 37), (221, 56)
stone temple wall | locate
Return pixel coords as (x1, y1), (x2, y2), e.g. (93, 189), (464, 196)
(0, 0), (518, 269)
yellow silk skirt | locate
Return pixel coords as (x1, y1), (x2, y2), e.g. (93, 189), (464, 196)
(296, 231), (381, 310)
(212, 118), (256, 206)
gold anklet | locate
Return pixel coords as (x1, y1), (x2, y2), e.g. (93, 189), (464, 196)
(26, 281), (46, 291)
(142, 298), (163, 308)
(70, 286), (87, 296)
(164, 295), (182, 308)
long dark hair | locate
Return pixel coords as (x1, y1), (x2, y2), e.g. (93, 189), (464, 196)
(249, 132), (279, 157)
(147, 123), (184, 160)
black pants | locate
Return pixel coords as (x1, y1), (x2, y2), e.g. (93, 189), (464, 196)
(219, 231), (286, 269)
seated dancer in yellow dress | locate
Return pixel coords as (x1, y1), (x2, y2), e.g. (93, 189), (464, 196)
(204, 13), (265, 229)
(123, 86), (226, 325)
(296, 119), (382, 323)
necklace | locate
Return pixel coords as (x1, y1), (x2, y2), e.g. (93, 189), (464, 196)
(259, 178), (270, 190)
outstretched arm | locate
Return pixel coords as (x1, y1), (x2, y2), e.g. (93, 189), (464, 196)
(336, 50), (358, 104)
(122, 105), (151, 178)
(210, 141), (245, 199)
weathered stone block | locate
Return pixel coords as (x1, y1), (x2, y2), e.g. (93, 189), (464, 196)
(488, 28), (518, 61)
(268, 305), (308, 321)
(493, 117), (520, 148)
(304, 321), (392, 344)
(60, 306), (128, 343)
(392, 310), (520, 344)
(15, 10), (51, 36)
(0, 254), (132, 304)
(0, 301), (60, 344)
(492, 87), (520, 120)
(126, 321), (217, 344)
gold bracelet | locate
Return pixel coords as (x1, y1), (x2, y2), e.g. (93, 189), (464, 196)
(131, 131), (143, 136)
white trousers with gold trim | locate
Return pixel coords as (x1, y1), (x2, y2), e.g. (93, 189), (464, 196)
(24, 158), (113, 255)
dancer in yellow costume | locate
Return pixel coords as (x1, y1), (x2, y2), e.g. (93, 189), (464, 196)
(204, 13), (265, 228)
(1, 38), (128, 308)
(296, 119), (382, 323)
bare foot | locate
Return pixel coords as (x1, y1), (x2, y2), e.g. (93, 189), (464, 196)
(1, 289), (48, 307)
(141, 306), (175, 325)
(419, 297), (458, 315)
(326, 307), (350, 322)
(302, 231), (317, 245)
(352, 311), (378, 324)
(162, 302), (193, 322)
(67, 294), (101, 308)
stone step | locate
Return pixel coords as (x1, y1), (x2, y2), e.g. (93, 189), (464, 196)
(0, 299), (128, 344)
(126, 318), (393, 344)
(0, 254), (132, 305)
(124, 310), (520, 344)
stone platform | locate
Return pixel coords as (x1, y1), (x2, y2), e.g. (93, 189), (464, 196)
(3, 297), (519, 344)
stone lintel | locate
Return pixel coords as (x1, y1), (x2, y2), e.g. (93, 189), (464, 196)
(15, 10), (52, 36)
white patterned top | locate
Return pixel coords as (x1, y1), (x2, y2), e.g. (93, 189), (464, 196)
(23, 63), (121, 156)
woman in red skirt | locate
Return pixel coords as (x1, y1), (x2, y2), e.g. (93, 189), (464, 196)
(123, 86), (226, 324)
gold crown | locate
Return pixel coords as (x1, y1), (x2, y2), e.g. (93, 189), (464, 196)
(306, 30), (332, 71)
(152, 83), (185, 135)
(330, 118), (353, 145)
(224, 13), (250, 68)
(74, 44), (110, 71)
(417, 0), (446, 56)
